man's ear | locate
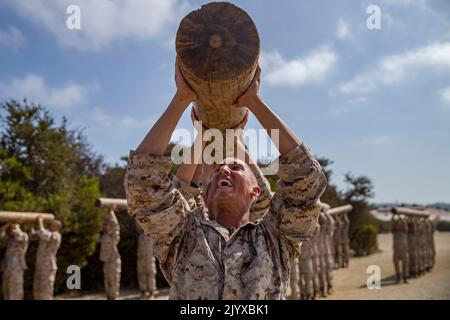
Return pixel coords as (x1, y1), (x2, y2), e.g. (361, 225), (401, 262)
(250, 186), (261, 197)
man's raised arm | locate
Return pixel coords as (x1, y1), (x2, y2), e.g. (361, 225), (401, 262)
(237, 66), (327, 242)
(135, 59), (196, 155)
(124, 59), (197, 281)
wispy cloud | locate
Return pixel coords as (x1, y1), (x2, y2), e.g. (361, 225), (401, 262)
(260, 47), (337, 87)
(0, 26), (26, 50)
(90, 108), (156, 130)
(336, 19), (350, 39)
(0, 74), (86, 109)
(5, 0), (191, 51)
(339, 42), (450, 94)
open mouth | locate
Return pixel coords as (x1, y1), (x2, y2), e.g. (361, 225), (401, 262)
(217, 178), (233, 189)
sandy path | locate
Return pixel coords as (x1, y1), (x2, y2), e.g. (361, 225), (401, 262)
(323, 232), (450, 300)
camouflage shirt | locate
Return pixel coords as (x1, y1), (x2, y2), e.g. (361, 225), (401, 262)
(137, 232), (155, 265)
(99, 213), (121, 263)
(125, 144), (327, 300)
(0, 228), (28, 271)
(35, 229), (61, 271)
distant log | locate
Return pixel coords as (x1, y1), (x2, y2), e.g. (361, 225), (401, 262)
(391, 207), (429, 218)
(0, 211), (54, 223)
(328, 205), (353, 216)
(176, 1), (260, 130)
(95, 198), (128, 210)
(321, 202), (331, 212)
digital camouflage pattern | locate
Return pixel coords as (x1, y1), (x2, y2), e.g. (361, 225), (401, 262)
(1, 226), (28, 300)
(100, 212), (121, 299)
(297, 233), (314, 300)
(33, 228), (61, 300)
(125, 144), (327, 299)
(137, 231), (156, 296)
(395, 216), (436, 282)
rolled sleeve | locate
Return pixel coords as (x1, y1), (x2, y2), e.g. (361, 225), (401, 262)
(124, 150), (190, 269)
(173, 176), (202, 210)
(264, 144), (327, 242)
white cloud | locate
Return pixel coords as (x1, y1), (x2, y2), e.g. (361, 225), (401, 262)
(0, 26), (26, 50)
(336, 19), (350, 39)
(340, 42), (450, 94)
(260, 47), (337, 87)
(0, 74), (86, 109)
(439, 86), (450, 107)
(5, 0), (191, 51)
(90, 108), (155, 130)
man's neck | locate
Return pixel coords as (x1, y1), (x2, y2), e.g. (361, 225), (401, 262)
(213, 206), (250, 229)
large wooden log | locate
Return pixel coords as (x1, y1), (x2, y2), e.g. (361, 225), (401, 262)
(95, 198), (128, 210)
(328, 205), (353, 216)
(176, 1), (260, 130)
(391, 207), (429, 218)
(0, 211), (54, 223)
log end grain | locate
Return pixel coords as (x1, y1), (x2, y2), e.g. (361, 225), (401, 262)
(176, 2), (259, 82)
(176, 2), (260, 130)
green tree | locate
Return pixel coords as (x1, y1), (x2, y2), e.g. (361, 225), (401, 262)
(0, 100), (105, 297)
(341, 172), (378, 255)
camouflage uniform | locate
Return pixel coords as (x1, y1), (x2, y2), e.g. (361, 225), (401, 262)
(137, 231), (156, 297)
(430, 220), (436, 269)
(325, 212), (335, 294)
(100, 212), (121, 300)
(318, 204), (334, 296)
(426, 219), (436, 270)
(392, 217), (409, 283)
(417, 219), (425, 275)
(407, 218), (418, 278)
(340, 214), (350, 268)
(298, 234), (315, 300)
(310, 224), (321, 298)
(424, 220), (430, 271)
(289, 258), (300, 299)
(318, 212), (328, 297)
(0, 226), (28, 300)
(333, 216), (342, 269)
(33, 228), (62, 300)
(125, 144), (327, 300)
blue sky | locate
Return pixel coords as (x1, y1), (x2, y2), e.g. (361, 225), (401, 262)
(0, 0), (449, 204)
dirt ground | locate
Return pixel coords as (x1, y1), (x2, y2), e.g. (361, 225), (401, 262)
(57, 232), (450, 300)
(322, 232), (450, 300)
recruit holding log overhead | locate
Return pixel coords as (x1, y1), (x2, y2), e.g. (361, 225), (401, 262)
(125, 0), (327, 299)
(391, 208), (436, 283)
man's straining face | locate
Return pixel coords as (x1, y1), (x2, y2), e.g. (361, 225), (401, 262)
(204, 158), (260, 224)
